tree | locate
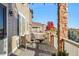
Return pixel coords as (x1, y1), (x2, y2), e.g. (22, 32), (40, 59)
(46, 21), (55, 31)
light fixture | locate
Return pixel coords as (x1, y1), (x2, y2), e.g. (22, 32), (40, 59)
(9, 9), (13, 16)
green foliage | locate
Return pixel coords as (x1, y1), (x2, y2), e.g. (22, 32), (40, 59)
(51, 53), (56, 56)
(51, 50), (69, 56)
(32, 27), (39, 28)
(68, 29), (79, 42)
(57, 51), (69, 56)
(0, 37), (3, 40)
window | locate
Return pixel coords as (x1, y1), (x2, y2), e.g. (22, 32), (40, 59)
(0, 4), (6, 39)
(17, 14), (19, 35)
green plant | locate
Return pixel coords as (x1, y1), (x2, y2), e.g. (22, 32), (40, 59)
(57, 51), (69, 56)
(51, 53), (56, 56)
(51, 50), (69, 56)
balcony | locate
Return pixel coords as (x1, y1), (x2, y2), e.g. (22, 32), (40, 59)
(10, 32), (57, 56)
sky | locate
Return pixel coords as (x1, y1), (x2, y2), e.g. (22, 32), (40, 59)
(68, 3), (79, 29)
(29, 3), (58, 27)
(29, 3), (79, 29)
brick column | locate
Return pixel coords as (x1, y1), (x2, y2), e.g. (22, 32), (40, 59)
(58, 3), (68, 52)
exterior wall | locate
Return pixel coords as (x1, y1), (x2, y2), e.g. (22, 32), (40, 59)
(6, 3), (18, 54)
(6, 3), (18, 39)
(54, 36), (58, 49)
(0, 3), (8, 54)
(58, 3), (68, 51)
(43, 25), (46, 32)
(15, 4), (32, 48)
(32, 26), (42, 33)
(3, 3), (32, 55)
(64, 39), (79, 56)
(16, 3), (32, 35)
(32, 22), (46, 33)
(28, 8), (32, 32)
(0, 3), (18, 55)
(11, 36), (19, 53)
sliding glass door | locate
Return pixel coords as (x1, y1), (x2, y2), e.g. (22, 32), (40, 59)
(0, 4), (6, 54)
(0, 4), (6, 39)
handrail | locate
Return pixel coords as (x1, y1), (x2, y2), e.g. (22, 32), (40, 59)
(63, 38), (79, 47)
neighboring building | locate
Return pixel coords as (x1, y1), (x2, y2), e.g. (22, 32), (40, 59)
(32, 22), (46, 33)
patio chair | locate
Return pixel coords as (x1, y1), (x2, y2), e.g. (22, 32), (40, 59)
(19, 35), (27, 49)
(24, 34), (35, 50)
(30, 33), (35, 42)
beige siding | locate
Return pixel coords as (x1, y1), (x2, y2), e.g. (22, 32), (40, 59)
(11, 36), (19, 53)
(16, 3), (32, 35)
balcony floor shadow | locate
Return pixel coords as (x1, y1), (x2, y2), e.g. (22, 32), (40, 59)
(10, 39), (57, 56)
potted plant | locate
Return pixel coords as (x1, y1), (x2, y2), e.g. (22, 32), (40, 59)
(51, 50), (69, 56)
